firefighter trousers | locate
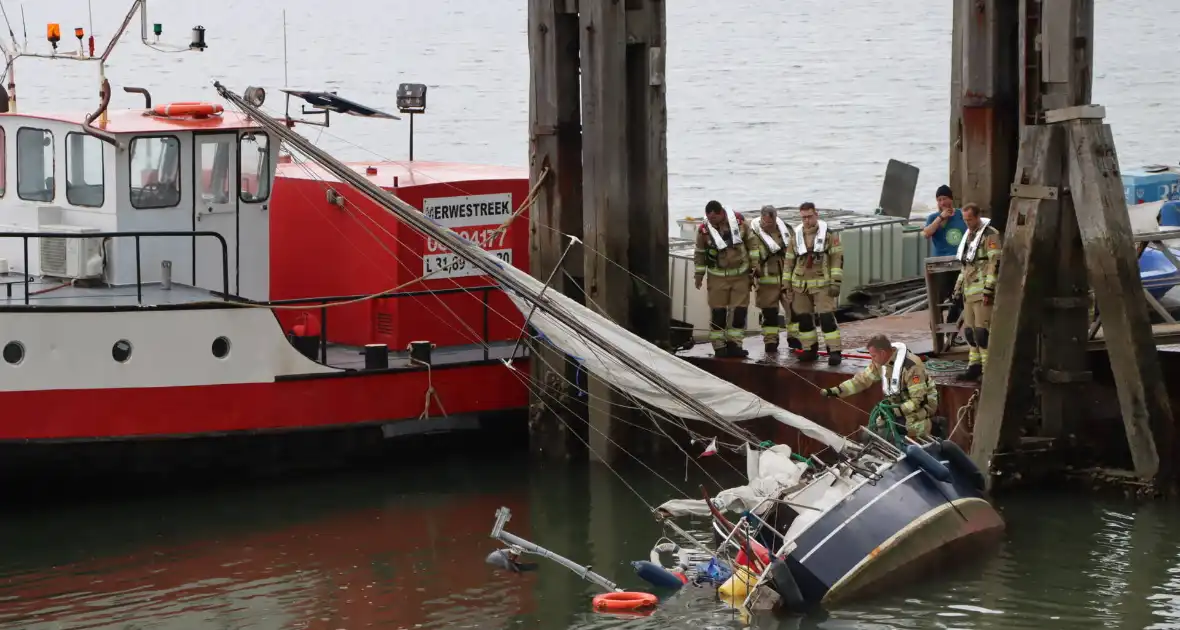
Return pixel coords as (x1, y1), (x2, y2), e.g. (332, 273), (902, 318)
(754, 283), (798, 344)
(791, 289), (841, 352)
(962, 298), (993, 369)
(707, 273), (751, 350)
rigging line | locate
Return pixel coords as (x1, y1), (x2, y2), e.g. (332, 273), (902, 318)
(568, 280), (764, 444)
(272, 156), (403, 283)
(222, 94), (778, 454)
(0, 0), (15, 50)
(512, 369), (688, 502)
(276, 149), (705, 437)
(563, 279), (764, 444)
(271, 136), (756, 445)
(539, 221), (676, 302)
(264, 99), (675, 317)
(259, 100), (668, 305)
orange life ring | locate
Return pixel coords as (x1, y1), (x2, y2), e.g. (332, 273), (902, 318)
(592, 591), (658, 612)
(152, 102), (224, 118)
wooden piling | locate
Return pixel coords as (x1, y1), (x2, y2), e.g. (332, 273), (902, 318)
(971, 124), (1065, 469)
(971, 0), (1175, 488)
(1035, 0), (1094, 438)
(527, 0), (588, 460)
(528, 0), (670, 464)
(949, 0), (964, 204)
(957, 0), (1021, 226)
(1066, 117), (1173, 482)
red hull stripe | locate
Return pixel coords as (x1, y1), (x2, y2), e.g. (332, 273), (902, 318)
(0, 362), (527, 441)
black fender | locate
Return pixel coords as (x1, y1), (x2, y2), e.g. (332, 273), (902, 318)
(940, 439), (986, 491)
(905, 444), (953, 483)
(769, 558), (807, 612)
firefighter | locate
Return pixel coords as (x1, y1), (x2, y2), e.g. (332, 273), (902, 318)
(820, 334), (938, 440)
(694, 200), (752, 358)
(785, 202), (843, 366)
(745, 204), (800, 355)
(951, 202), (1002, 381)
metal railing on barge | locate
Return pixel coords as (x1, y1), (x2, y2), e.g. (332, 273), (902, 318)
(0, 230), (507, 364)
(0, 230), (230, 304)
(238, 286), (501, 365)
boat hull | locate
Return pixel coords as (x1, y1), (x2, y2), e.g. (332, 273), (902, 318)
(785, 452), (1004, 606)
(0, 363), (527, 442)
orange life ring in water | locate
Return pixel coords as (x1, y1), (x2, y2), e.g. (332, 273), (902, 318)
(592, 591), (658, 612)
(152, 102), (224, 118)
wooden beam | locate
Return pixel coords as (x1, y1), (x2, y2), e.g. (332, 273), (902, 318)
(970, 124), (1065, 477)
(1040, 0), (1093, 111)
(959, 0), (1021, 226)
(581, 0), (631, 463)
(625, 0), (669, 354)
(1044, 104), (1105, 124)
(1066, 119), (1173, 482)
(1035, 0), (1095, 439)
(949, 0), (964, 204)
(527, 0), (587, 460)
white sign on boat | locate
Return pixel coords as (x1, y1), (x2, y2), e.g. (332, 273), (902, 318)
(422, 193), (514, 278)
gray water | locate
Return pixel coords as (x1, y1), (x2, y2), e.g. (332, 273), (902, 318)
(2, 453), (1180, 630)
(16, 0), (1180, 218)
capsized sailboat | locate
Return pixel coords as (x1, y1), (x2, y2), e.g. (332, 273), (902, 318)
(213, 84), (1004, 615)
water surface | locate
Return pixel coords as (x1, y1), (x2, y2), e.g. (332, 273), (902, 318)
(2, 454), (1179, 630)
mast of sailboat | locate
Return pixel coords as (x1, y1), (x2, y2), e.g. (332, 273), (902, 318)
(214, 82), (755, 443)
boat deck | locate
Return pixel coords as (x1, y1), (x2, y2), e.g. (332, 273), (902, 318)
(320, 341), (522, 372)
(0, 276), (222, 308)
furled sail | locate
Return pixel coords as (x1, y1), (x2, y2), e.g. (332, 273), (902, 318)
(497, 265), (851, 450)
(214, 83), (851, 453)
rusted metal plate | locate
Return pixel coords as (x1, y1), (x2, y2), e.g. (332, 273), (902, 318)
(1010, 183), (1059, 200)
(1044, 104), (1105, 124)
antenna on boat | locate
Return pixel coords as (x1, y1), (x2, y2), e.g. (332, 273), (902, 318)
(282, 9), (291, 125)
(0, 0), (210, 115)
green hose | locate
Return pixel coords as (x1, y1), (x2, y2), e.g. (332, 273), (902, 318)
(868, 400), (907, 449)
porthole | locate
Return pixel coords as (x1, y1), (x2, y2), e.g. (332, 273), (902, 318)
(212, 336), (231, 359)
(3, 341), (24, 365)
(112, 339), (133, 363)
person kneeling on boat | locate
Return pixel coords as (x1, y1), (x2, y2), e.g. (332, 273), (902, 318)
(694, 200), (753, 358)
(819, 334), (939, 439)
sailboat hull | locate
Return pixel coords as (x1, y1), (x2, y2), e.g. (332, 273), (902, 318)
(785, 453), (1005, 606)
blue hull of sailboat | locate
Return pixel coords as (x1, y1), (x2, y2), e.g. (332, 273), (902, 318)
(1140, 247), (1180, 300)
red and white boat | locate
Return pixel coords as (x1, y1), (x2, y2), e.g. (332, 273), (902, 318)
(0, 3), (529, 456)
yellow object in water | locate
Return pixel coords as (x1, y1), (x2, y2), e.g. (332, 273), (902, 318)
(718, 564), (758, 606)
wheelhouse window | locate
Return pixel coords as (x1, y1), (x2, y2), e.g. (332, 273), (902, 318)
(66, 132), (105, 207)
(129, 135), (181, 209)
(0, 127), (6, 197)
(16, 127), (54, 202)
(239, 132), (271, 203)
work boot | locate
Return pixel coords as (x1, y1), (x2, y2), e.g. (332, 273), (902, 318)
(713, 345), (731, 358)
(798, 344), (818, 363)
(727, 342), (749, 359)
(765, 341), (780, 356)
(956, 363), (983, 382)
(787, 337), (803, 351)
(828, 351), (843, 367)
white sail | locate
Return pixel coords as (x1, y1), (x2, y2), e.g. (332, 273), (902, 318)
(498, 265), (852, 451)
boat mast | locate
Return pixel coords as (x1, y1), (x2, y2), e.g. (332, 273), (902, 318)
(214, 82), (755, 442)
(0, 0), (204, 117)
